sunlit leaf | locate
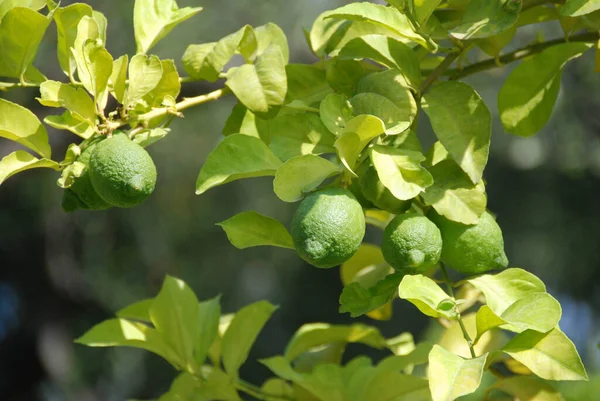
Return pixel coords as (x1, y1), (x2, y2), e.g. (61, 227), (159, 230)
(398, 274), (457, 319)
(44, 111), (95, 139)
(268, 113), (336, 161)
(561, 0), (600, 16)
(110, 55), (128, 103)
(217, 211), (293, 249)
(0, 150), (59, 186)
(286, 64), (332, 105)
(53, 3), (94, 78)
(124, 54), (163, 108)
(0, 98), (51, 158)
(273, 155), (341, 202)
(339, 272), (404, 318)
(320, 93), (353, 136)
(450, 0), (522, 40)
(37, 80), (96, 124)
(335, 115), (386, 175)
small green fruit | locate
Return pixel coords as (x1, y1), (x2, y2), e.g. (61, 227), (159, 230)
(381, 213), (442, 273)
(89, 132), (157, 208)
(291, 187), (365, 268)
(429, 210), (509, 275)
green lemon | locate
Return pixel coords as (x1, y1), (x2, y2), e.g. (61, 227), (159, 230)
(62, 139), (112, 212)
(291, 187), (365, 268)
(381, 213), (442, 272)
(358, 164), (411, 214)
(429, 210), (509, 275)
(89, 132), (157, 208)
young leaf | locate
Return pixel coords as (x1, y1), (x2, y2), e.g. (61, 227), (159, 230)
(221, 300), (277, 378)
(73, 39), (113, 111)
(321, 2), (432, 50)
(450, 0), (522, 40)
(428, 345), (488, 401)
(182, 25), (257, 82)
(489, 376), (564, 401)
(335, 115), (386, 175)
(273, 155), (341, 202)
(498, 42), (592, 137)
(110, 55), (128, 103)
(339, 272), (404, 318)
(467, 268), (546, 316)
(422, 81), (491, 184)
(75, 318), (180, 367)
(195, 296), (221, 366)
(0, 7), (50, 79)
(284, 323), (387, 361)
(53, 3), (94, 78)
(149, 276), (200, 367)
(216, 211), (294, 249)
(37, 81), (96, 124)
(561, 0), (600, 17)
(140, 59), (181, 109)
(503, 328), (588, 381)
(132, 128), (170, 148)
(268, 113), (336, 161)
(226, 44), (287, 116)
(44, 111), (94, 139)
(0, 150), (59, 186)
(338, 34), (421, 90)
(0, 98), (51, 158)
(421, 159), (487, 225)
(196, 134), (282, 195)
(133, 0), (203, 54)
(398, 274), (457, 319)
(370, 145), (433, 200)
(124, 54), (163, 108)
(320, 94), (354, 136)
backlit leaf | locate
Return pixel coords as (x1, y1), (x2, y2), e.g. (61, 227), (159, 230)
(0, 150), (59, 186)
(398, 274), (456, 319)
(37, 80), (96, 124)
(0, 98), (51, 158)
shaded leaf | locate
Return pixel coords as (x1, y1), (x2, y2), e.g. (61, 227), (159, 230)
(320, 93), (353, 136)
(110, 55), (128, 103)
(195, 296), (221, 366)
(217, 211), (293, 249)
(286, 64), (332, 105)
(339, 272), (404, 318)
(489, 376), (564, 401)
(268, 113), (336, 161)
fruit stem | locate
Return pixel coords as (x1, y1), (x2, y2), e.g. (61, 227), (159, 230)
(440, 264), (477, 359)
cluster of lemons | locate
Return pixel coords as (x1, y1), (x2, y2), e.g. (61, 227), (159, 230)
(62, 132), (157, 212)
(291, 181), (508, 275)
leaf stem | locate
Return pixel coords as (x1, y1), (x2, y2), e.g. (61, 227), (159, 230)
(0, 81), (38, 91)
(440, 264), (477, 359)
(447, 31), (598, 80)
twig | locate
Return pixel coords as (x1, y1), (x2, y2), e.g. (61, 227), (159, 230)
(419, 52), (460, 94)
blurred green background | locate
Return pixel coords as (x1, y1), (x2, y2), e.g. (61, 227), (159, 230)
(1, 0), (600, 400)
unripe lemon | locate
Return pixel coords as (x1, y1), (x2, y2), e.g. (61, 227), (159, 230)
(381, 213), (442, 272)
(429, 210), (509, 275)
(291, 187), (365, 268)
(358, 164), (411, 214)
(62, 140), (112, 212)
(89, 132), (157, 208)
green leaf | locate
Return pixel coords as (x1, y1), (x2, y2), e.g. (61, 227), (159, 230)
(338, 35), (421, 90)
(421, 159), (487, 224)
(110, 55), (128, 103)
(53, 3), (94, 78)
(428, 345), (488, 401)
(196, 368), (242, 401)
(413, 0), (443, 25)
(450, 0), (522, 40)
(326, 58), (373, 97)
(75, 318), (179, 367)
(124, 54), (163, 108)
(0, 98), (51, 158)
(308, 11), (351, 58)
(422, 81), (491, 184)
(37, 81), (96, 124)
(474, 305), (507, 342)
(378, 342), (432, 370)
(322, 2), (432, 50)
(0, 150), (59, 186)
(351, 69), (418, 134)
(132, 128), (170, 148)
(140, 59), (181, 109)
(222, 103), (268, 140)
(226, 45), (287, 116)
(196, 134), (282, 195)
(498, 42), (592, 137)
(149, 276), (200, 368)
(217, 211), (293, 249)
(0, 0), (44, 21)
(133, 0), (202, 54)
(255, 23), (289, 65)
(489, 376), (564, 401)
(320, 94), (354, 136)
(370, 145), (433, 200)
(503, 328), (588, 381)
(500, 292), (561, 333)
(268, 113), (336, 161)
(221, 300), (277, 378)
(398, 274), (457, 319)
(273, 155), (341, 202)
(195, 296), (221, 366)
(182, 25), (257, 82)
(44, 111), (94, 139)
(73, 39), (113, 111)
(285, 323), (386, 362)
(339, 272), (404, 318)
(335, 115), (386, 175)
(286, 64), (332, 105)
(261, 378), (294, 401)
(467, 268), (546, 316)
(0, 7), (50, 79)
(561, 0), (600, 16)
(116, 298), (153, 322)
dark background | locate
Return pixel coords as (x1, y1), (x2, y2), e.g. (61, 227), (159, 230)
(1, 0), (600, 400)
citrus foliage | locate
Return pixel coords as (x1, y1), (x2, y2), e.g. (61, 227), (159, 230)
(0, 0), (596, 399)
